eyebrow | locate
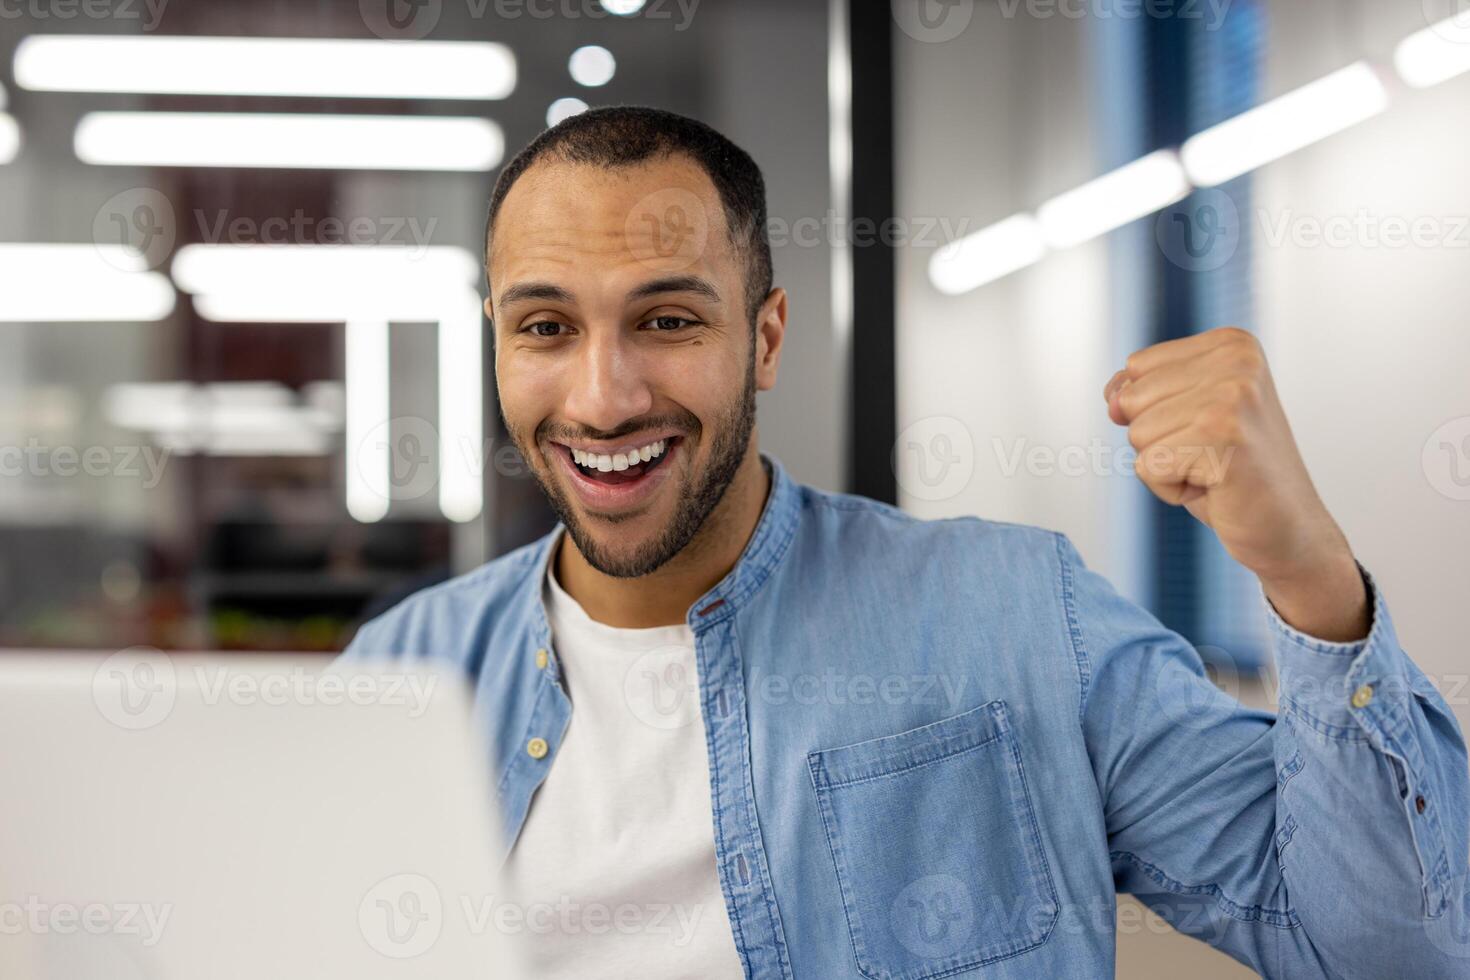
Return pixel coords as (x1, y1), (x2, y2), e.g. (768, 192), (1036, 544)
(625, 275), (723, 305)
(497, 281), (575, 309)
(495, 275), (723, 313)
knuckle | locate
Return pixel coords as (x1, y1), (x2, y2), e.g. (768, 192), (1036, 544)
(1136, 442), (1171, 477)
(1227, 377), (1260, 407)
(1200, 405), (1241, 442)
(1117, 386), (1143, 417)
(1234, 347), (1265, 377)
(1219, 328), (1265, 370)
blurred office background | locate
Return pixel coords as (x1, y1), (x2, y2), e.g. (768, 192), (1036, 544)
(0, 0), (839, 652)
(1, 1), (1468, 975)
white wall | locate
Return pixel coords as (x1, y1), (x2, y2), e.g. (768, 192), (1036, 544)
(1256, 0), (1470, 735)
(894, 2), (1144, 594)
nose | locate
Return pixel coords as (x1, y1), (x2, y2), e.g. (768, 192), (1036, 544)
(561, 326), (654, 435)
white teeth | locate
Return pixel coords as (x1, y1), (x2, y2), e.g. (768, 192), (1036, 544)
(571, 438), (671, 472)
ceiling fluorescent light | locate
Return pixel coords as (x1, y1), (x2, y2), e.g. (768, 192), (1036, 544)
(1395, 16), (1470, 88)
(76, 112), (504, 172)
(16, 35), (516, 100)
(1181, 62), (1389, 187)
(437, 289), (485, 524)
(1037, 150), (1190, 249)
(105, 382), (340, 457)
(0, 113), (18, 164)
(197, 430), (334, 456)
(173, 243), (479, 293)
(173, 244), (480, 322)
(102, 382), (196, 433)
(927, 214), (1047, 295)
(345, 321), (391, 524)
(0, 244), (174, 321)
(568, 45), (616, 87)
(547, 98), (589, 127)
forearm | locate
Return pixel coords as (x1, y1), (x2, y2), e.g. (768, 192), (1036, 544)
(1257, 535), (1370, 644)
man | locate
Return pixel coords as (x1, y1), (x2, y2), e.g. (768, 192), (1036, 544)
(344, 107), (1468, 978)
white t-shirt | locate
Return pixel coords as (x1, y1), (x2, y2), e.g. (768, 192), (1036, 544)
(499, 531), (746, 979)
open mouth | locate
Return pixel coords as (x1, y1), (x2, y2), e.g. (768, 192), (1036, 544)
(560, 435), (681, 487)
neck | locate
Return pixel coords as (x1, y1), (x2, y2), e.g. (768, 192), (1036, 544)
(554, 441), (771, 629)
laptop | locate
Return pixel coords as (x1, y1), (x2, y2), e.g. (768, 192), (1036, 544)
(0, 649), (525, 979)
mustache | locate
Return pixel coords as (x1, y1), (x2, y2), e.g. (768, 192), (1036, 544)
(537, 413), (699, 445)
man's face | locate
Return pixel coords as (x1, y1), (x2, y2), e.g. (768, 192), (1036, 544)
(489, 154), (776, 578)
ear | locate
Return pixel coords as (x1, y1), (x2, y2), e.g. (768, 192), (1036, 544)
(483, 294), (495, 322)
(753, 287), (787, 392)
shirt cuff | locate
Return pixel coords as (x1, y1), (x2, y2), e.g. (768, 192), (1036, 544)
(1265, 564), (1411, 740)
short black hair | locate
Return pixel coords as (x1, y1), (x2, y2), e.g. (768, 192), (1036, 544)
(484, 105), (773, 328)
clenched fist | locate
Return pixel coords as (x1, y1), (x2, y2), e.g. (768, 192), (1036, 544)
(1105, 327), (1369, 641)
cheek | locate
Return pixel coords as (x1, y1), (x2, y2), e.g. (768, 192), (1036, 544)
(496, 356), (563, 431)
(656, 344), (745, 419)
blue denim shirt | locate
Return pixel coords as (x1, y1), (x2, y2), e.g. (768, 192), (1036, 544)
(343, 453), (1470, 979)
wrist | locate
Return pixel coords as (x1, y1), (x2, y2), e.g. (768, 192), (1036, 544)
(1258, 543), (1370, 643)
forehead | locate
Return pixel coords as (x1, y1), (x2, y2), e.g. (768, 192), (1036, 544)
(488, 154), (734, 294)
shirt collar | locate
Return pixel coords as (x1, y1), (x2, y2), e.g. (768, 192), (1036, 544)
(523, 450), (800, 642)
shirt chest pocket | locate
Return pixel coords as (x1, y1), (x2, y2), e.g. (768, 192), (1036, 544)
(806, 700), (1058, 980)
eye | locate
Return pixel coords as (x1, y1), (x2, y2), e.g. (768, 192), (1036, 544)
(522, 320), (569, 338)
(642, 315), (701, 332)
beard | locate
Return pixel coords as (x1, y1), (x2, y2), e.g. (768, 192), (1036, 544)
(507, 353), (757, 579)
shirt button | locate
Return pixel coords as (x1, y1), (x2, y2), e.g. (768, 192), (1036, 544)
(1416, 795), (1427, 814)
(526, 737), (549, 760)
(535, 648), (549, 670)
(1350, 684), (1374, 709)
